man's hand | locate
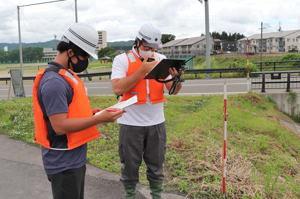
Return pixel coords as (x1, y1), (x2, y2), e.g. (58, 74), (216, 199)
(93, 108), (124, 123)
(48, 109), (124, 135)
(168, 67), (183, 78)
(166, 67), (184, 95)
(139, 56), (158, 74)
(92, 108), (101, 115)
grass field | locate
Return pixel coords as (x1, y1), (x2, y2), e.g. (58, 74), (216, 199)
(0, 93), (299, 198)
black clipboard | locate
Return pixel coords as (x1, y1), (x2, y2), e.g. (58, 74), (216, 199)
(144, 59), (185, 79)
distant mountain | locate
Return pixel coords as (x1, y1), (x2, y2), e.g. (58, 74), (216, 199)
(107, 40), (134, 51)
(0, 40), (60, 51)
(0, 39), (134, 51)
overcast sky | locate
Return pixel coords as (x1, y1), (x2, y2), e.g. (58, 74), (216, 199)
(0, 0), (299, 43)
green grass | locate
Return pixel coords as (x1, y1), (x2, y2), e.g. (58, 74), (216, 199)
(0, 94), (299, 199)
(191, 53), (300, 78)
(88, 61), (112, 68)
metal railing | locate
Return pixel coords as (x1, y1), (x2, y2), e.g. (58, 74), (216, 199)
(251, 71), (300, 92)
(184, 68), (246, 78)
(0, 68), (248, 84)
(0, 71), (112, 84)
(255, 60), (300, 71)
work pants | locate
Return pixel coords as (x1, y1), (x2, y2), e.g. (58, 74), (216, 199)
(119, 122), (166, 186)
(47, 165), (86, 199)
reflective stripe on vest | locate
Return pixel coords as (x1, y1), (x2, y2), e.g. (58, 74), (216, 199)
(120, 51), (165, 104)
(32, 68), (100, 150)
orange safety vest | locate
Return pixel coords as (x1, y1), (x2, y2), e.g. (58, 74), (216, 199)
(32, 68), (100, 150)
(120, 51), (166, 104)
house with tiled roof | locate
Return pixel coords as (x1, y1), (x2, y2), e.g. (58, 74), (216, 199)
(238, 29), (300, 53)
(160, 35), (213, 57)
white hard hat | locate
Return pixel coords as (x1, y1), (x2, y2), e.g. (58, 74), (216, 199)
(136, 23), (162, 49)
(62, 23), (98, 59)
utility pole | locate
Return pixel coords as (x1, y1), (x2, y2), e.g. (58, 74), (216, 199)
(75, 0), (78, 22)
(16, 0), (66, 98)
(17, 6), (23, 71)
(74, 0), (90, 80)
(260, 22), (263, 63)
(198, 0), (211, 77)
(204, 0), (211, 73)
(17, 0), (66, 74)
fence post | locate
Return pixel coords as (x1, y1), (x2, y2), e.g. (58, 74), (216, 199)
(10, 69), (26, 97)
(273, 62), (276, 71)
(286, 73), (291, 92)
(260, 62), (263, 71)
(262, 73), (266, 92)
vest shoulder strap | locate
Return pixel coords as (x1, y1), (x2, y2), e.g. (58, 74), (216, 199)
(45, 67), (60, 73)
(127, 50), (139, 63)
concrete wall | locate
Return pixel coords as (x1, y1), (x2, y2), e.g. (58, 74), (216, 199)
(262, 93), (300, 116)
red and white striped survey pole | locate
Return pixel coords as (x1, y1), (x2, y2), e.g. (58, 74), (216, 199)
(222, 79), (228, 194)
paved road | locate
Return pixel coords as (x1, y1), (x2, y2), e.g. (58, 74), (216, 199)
(0, 78), (251, 99)
(0, 134), (187, 199)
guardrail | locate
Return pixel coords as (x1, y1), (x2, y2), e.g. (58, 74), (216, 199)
(0, 71), (112, 84)
(0, 68), (247, 84)
(251, 71), (300, 92)
(184, 68), (246, 78)
(255, 60), (300, 71)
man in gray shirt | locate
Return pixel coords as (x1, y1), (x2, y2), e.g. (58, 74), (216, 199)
(33, 23), (124, 199)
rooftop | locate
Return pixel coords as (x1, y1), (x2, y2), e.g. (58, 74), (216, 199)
(239, 29), (300, 40)
(163, 36), (206, 47)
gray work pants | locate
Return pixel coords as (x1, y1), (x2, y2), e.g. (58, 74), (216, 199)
(118, 122), (167, 186)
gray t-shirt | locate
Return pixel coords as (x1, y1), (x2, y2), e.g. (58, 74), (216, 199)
(38, 62), (87, 175)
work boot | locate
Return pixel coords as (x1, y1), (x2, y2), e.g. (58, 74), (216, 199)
(149, 182), (163, 199)
(124, 184), (136, 199)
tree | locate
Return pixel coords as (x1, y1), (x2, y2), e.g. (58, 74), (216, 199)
(0, 47), (44, 63)
(161, 34), (176, 44)
(7, 49), (19, 63)
(97, 47), (116, 58)
(0, 50), (8, 63)
(23, 47), (43, 62)
(211, 31), (245, 41)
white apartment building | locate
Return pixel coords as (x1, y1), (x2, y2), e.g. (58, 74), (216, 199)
(160, 36), (213, 57)
(97, 30), (107, 50)
(238, 29), (300, 54)
(41, 48), (57, 62)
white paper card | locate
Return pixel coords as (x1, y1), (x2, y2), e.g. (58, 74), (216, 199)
(95, 95), (137, 115)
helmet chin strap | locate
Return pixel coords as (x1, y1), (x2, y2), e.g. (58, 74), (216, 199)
(135, 40), (141, 56)
(67, 53), (76, 71)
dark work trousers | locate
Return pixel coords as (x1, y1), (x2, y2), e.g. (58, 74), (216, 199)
(119, 122), (167, 186)
(47, 165), (86, 199)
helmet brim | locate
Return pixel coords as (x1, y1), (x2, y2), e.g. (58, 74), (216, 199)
(146, 42), (162, 50)
(89, 52), (98, 59)
(140, 38), (162, 50)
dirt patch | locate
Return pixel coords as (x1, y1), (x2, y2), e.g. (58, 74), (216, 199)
(242, 93), (263, 104)
(277, 114), (300, 138)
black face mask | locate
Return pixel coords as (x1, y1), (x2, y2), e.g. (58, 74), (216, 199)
(68, 55), (89, 73)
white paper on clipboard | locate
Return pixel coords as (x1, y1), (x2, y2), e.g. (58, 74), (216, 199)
(95, 95), (137, 115)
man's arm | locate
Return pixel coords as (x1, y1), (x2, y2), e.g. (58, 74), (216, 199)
(40, 77), (123, 135)
(48, 110), (123, 135)
(165, 67), (183, 95)
(112, 58), (158, 96)
(165, 81), (182, 95)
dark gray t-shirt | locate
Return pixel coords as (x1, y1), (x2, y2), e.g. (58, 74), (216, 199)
(38, 62), (87, 175)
